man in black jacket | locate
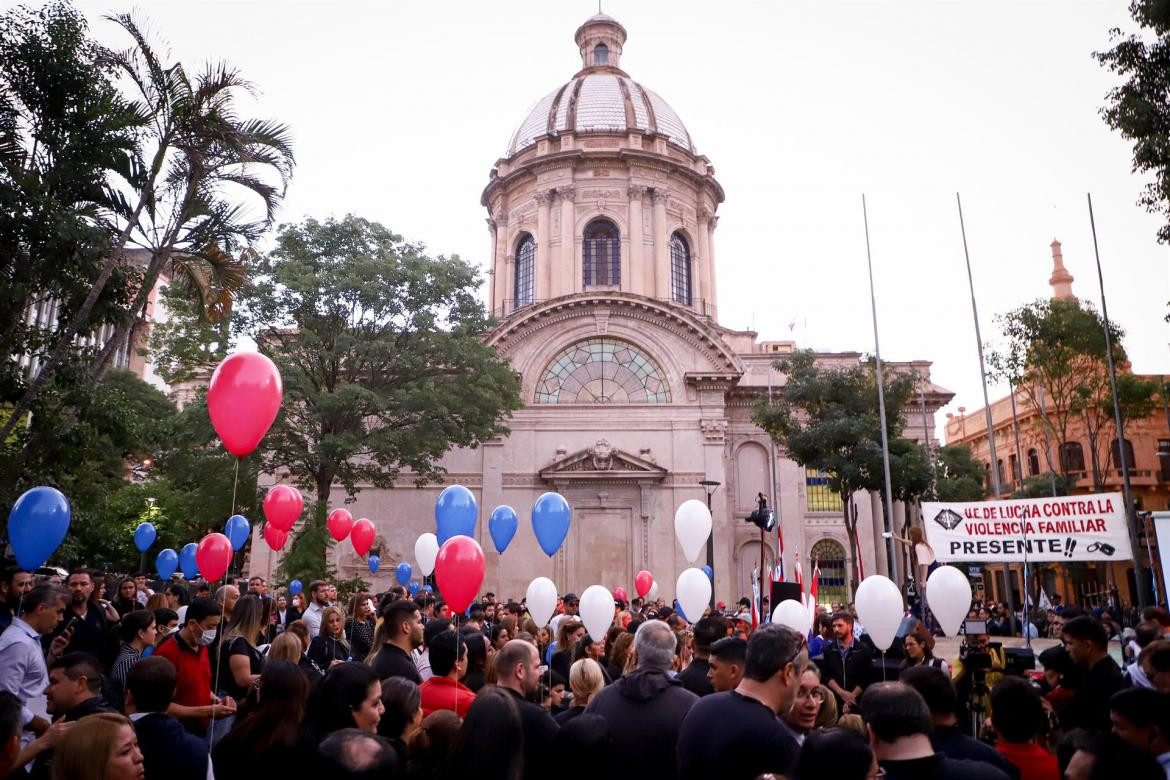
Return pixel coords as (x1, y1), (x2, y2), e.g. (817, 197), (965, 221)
(1061, 615), (1125, 732)
(821, 611), (872, 713)
(495, 640), (559, 780)
(32, 653), (115, 780)
(677, 617), (722, 697)
(126, 656), (208, 780)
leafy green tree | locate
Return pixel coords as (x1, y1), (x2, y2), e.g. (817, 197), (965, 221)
(1011, 472), (1077, 499)
(233, 216), (522, 581)
(934, 443), (988, 502)
(754, 350), (916, 580)
(1096, 1), (1170, 244)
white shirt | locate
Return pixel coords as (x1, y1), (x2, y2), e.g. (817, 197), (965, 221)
(303, 602), (324, 638)
(414, 648), (433, 682)
(0, 618), (49, 738)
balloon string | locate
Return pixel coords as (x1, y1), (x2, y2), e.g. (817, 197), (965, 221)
(230, 458), (240, 516)
(208, 575), (228, 756)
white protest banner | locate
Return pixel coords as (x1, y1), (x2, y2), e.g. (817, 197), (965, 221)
(922, 492), (1132, 563)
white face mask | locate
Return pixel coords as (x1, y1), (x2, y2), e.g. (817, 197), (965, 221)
(198, 628), (217, 646)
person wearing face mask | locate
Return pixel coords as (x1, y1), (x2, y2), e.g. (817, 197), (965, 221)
(153, 598), (236, 736)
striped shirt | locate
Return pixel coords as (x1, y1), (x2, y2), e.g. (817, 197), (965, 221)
(109, 644), (141, 712)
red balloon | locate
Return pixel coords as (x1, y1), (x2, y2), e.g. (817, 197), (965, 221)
(327, 508), (354, 542)
(263, 524), (288, 551)
(264, 485), (303, 532)
(207, 352), (283, 456)
(350, 518), (376, 556)
(434, 535), (484, 614)
(614, 586), (628, 603)
(196, 533), (234, 583)
(635, 570), (653, 598)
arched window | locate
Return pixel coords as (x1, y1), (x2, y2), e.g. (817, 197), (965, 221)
(1110, 438), (1136, 470)
(594, 43), (609, 66)
(583, 219), (620, 287)
(996, 459), (1006, 484)
(1009, 454), (1021, 482)
(1060, 441), (1085, 472)
(810, 539), (849, 606)
(669, 232), (691, 305)
(514, 233), (535, 308)
(535, 338), (668, 404)
(1027, 448), (1040, 476)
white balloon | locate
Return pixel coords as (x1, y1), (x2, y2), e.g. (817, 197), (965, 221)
(926, 565), (973, 637)
(526, 577), (558, 628)
(674, 500), (712, 564)
(676, 567), (711, 623)
(579, 585), (614, 640)
(854, 575), (904, 651)
(648, 579), (659, 600)
(772, 599), (809, 634)
(414, 533), (439, 577)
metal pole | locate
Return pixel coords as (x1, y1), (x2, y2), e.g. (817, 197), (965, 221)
(768, 372), (782, 577)
(702, 482), (720, 610)
(861, 195), (900, 585)
(1086, 193), (1147, 608)
(956, 193), (1018, 634)
(1009, 381), (1033, 653)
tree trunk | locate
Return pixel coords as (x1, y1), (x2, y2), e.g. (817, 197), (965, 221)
(90, 247), (172, 381)
(0, 194), (149, 444)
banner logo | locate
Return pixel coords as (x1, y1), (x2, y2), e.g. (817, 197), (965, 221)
(933, 509), (963, 531)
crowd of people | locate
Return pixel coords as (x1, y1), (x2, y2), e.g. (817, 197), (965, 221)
(0, 563), (1169, 779)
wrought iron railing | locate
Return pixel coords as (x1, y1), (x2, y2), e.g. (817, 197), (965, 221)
(491, 295), (717, 321)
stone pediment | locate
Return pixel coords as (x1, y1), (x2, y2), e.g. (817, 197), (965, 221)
(540, 439), (667, 484)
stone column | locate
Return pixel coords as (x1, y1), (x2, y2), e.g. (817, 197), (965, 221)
(493, 213), (509, 314)
(706, 214), (719, 315)
(697, 211), (713, 313)
(487, 218), (499, 314)
(651, 189), (670, 300)
(628, 186), (645, 296)
(558, 186), (576, 296)
(535, 191), (552, 301)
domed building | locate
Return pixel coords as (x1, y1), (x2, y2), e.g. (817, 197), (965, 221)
(253, 13), (953, 607)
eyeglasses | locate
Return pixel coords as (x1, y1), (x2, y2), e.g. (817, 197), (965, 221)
(796, 687), (825, 703)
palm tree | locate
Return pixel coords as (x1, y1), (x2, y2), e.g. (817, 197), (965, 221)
(0, 12), (294, 443)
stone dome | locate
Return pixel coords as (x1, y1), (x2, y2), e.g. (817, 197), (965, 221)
(505, 14), (695, 157)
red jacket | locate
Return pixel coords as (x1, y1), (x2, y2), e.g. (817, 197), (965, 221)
(420, 675), (476, 718)
(155, 633), (212, 731)
(997, 741), (1059, 780)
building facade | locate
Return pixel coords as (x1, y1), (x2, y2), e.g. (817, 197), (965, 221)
(251, 13), (953, 606)
(945, 240), (1167, 607)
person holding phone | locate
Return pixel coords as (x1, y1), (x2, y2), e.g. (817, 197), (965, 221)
(48, 570), (112, 662)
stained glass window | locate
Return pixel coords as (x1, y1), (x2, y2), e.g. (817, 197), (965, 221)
(670, 232), (691, 305)
(535, 339), (669, 404)
(805, 468), (838, 513)
(583, 219), (620, 287)
(810, 538), (848, 606)
(514, 234), (535, 308)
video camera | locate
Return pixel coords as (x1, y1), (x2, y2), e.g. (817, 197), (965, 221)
(959, 619), (997, 674)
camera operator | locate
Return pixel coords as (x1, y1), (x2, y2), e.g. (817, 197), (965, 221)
(951, 625), (1005, 737)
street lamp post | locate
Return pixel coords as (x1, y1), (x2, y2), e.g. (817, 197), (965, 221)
(700, 479), (721, 609)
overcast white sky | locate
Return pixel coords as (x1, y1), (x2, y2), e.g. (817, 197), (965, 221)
(65, 0), (1170, 432)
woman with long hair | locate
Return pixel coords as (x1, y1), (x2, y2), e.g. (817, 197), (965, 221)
(378, 677), (423, 765)
(440, 687), (523, 780)
(212, 661), (311, 779)
(268, 630), (322, 684)
(109, 610), (157, 712)
(406, 710), (461, 780)
(460, 626), (489, 693)
(144, 593), (168, 612)
(216, 594), (267, 700)
(606, 632), (634, 681)
(901, 627), (949, 674)
(552, 620), (585, 681)
(52, 712), (144, 780)
(111, 578), (139, 619)
(307, 662), (384, 741)
(557, 658), (605, 725)
(345, 593), (375, 661)
(309, 606), (351, 668)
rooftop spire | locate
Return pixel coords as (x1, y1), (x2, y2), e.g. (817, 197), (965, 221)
(1048, 238), (1076, 301)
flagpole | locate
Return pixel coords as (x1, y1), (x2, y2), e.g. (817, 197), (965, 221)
(861, 194), (900, 586)
(956, 193), (1019, 634)
(1008, 380), (1033, 652)
(1086, 193), (1148, 608)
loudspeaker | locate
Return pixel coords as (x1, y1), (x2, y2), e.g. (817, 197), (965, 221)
(771, 582), (803, 607)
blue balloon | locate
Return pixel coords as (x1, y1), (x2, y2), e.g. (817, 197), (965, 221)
(395, 561), (412, 586)
(702, 565), (714, 581)
(141, 645), (153, 658)
(289, 579), (303, 596)
(531, 492), (571, 557)
(674, 599), (687, 622)
(435, 485), (477, 545)
(155, 548), (178, 580)
(488, 505), (518, 554)
(224, 514), (250, 552)
(408, 581), (421, 596)
(368, 555), (380, 575)
(423, 584), (433, 593)
(7, 486), (71, 570)
(179, 543), (199, 580)
(133, 522), (157, 553)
